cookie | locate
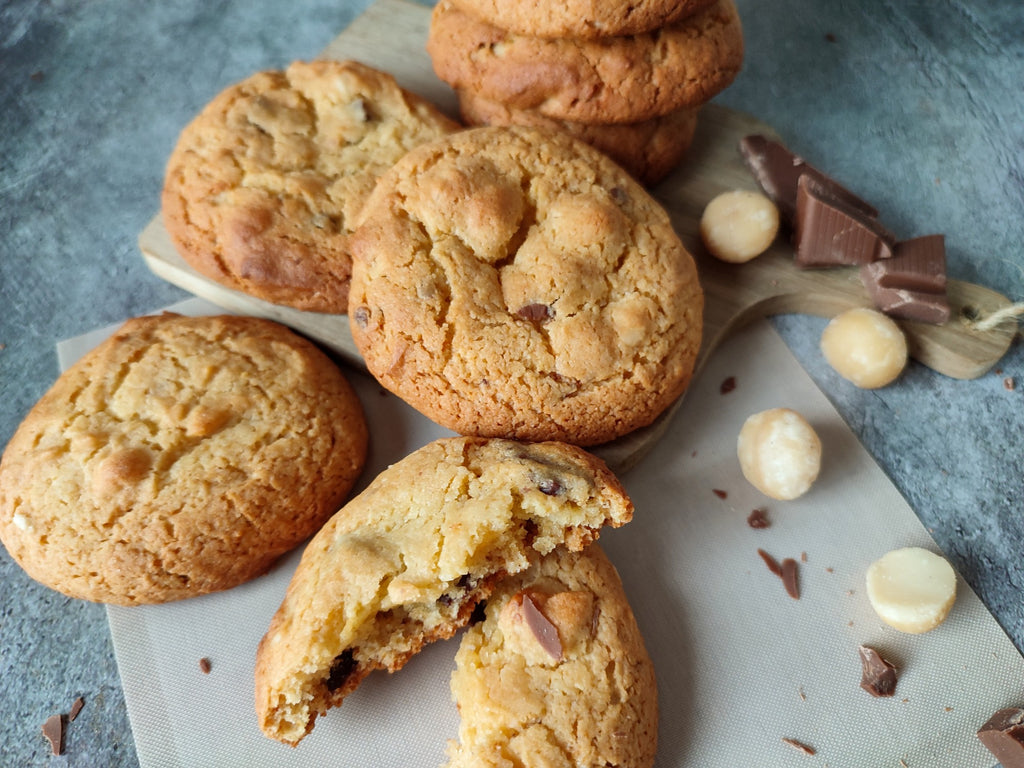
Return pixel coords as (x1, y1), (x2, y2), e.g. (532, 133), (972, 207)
(0, 313), (368, 605)
(448, 0), (715, 38)
(458, 88), (699, 185)
(445, 543), (657, 768)
(428, 0), (743, 124)
(348, 125), (703, 446)
(161, 59), (459, 313)
(254, 437), (633, 745)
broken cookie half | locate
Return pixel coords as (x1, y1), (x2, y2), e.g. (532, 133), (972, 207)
(254, 436), (633, 746)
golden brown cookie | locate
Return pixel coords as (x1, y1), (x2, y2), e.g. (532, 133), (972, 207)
(348, 125), (703, 446)
(254, 437), (633, 746)
(161, 60), (459, 313)
(458, 88), (699, 186)
(445, 544), (658, 768)
(449, 0), (715, 38)
(428, 0), (743, 124)
(0, 314), (368, 605)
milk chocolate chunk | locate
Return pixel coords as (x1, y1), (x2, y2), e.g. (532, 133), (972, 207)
(858, 645), (898, 697)
(519, 592), (563, 661)
(795, 175), (894, 267)
(41, 714), (64, 756)
(977, 707), (1024, 767)
(861, 235), (950, 324)
(739, 134), (878, 226)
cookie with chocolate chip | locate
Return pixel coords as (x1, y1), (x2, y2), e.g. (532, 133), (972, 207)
(254, 436), (633, 746)
(348, 125), (703, 446)
(428, 0), (743, 124)
(0, 313), (368, 605)
(446, 544), (658, 768)
(161, 59), (458, 313)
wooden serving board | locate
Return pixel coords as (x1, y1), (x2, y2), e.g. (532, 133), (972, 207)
(139, 0), (1017, 471)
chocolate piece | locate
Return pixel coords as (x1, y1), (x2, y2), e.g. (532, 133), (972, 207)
(739, 134), (878, 226)
(713, 488), (728, 499)
(858, 645), (898, 697)
(781, 558), (800, 599)
(781, 737), (816, 756)
(68, 697), (85, 722)
(41, 714), (64, 756)
(861, 235), (951, 324)
(795, 176), (894, 267)
(519, 593), (563, 661)
(516, 303), (554, 323)
(720, 376), (737, 394)
(747, 508), (770, 528)
(326, 649), (357, 692)
(978, 707), (1024, 767)
(757, 548), (783, 577)
(199, 657), (212, 674)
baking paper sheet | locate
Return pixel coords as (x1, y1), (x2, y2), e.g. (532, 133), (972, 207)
(59, 297), (1021, 767)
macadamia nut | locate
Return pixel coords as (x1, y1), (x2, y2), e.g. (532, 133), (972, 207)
(736, 408), (822, 500)
(865, 547), (957, 634)
(700, 189), (780, 263)
(820, 307), (907, 388)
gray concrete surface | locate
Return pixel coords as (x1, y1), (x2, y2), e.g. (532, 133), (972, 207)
(1, 0), (1022, 765)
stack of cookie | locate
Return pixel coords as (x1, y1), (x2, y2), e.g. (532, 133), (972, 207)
(427, 0), (744, 186)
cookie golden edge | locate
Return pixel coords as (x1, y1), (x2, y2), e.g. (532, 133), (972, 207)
(254, 436), (633, 746)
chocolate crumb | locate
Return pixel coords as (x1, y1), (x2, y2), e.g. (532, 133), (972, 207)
(326, 649), (357, 692)
(747, 507), (770, 528)
(757, 548), (783, 577)
(609, 186), (629, 205)
(68, 697), (85, 722)
(800, 551), (808, 563)
(30, 70), (45, 82)
(199, 657), (212, 675)
(781, 558), (800, 599)
(41, 714), (64, 756)
(1005, 377), (1016, 391)
(516, 303), (554, 323)
(825, 566), (834, 573)
(825, 32), (837, 43)
(713, 488), (728, 500)
(858, 645), (898, 697)
(945, 706), (953, 712)
(781, 737), (816, 756)
(352, 305), (370, 329)
(719, 376), (737, 394)
(519, 593), (563, 661)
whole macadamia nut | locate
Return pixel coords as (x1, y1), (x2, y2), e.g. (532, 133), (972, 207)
(820, 307), (908, 388)
(737, 408), (822, 500)
(700, 189), (780, 263)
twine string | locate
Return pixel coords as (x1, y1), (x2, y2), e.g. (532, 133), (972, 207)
(962, 302), (1024, 332)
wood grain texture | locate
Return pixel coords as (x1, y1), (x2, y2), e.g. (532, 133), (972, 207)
(140, 0), (1018, 471)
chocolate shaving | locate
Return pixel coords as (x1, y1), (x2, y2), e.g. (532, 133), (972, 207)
(747, 508), (770, 528)
(713, 488), (728, 500)
(781, 737), (816, 756)
(858, 645), (898, 697)
(519, 593), (563, 661)
(781, 558), (800, 599)
(757, 548), (783, 577)
(41, 714), (64, 756)
(68, 697), (85, 722)
(199, 658), (212, 675)
(720, 376), (737, 394)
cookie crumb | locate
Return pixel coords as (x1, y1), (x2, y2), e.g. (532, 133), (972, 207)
(68, 696), (85, 722)
(1005, 377), (1016, 391)
(199, 657), (212, 674)
(41, 714), (64, 756)
(781, 737), (816, 755)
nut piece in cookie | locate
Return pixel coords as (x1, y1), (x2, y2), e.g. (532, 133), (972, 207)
(161, 60), (458, 313)
(0, 314), (368, 604)
(253, 437), (633, 746)
(349, 125), (703, 446)
(445, 545), (658, 768)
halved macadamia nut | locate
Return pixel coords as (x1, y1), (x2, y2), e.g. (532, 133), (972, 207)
(865, 547), (957, 634)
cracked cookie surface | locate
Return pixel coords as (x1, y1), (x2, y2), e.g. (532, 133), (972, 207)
(348, 125), (703, 446)
(0, 313), (368, 605)
(254, 436), (632, 746)
(448, 0), (714, 38)
(428, 0), (743, 123)
(446, 544), (658, 768)
(161, 60), (458, 313)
